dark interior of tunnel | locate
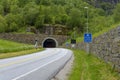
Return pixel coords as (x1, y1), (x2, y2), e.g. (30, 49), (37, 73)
(43, 39), (56, 48)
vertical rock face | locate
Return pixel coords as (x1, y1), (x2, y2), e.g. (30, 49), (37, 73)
(77, 26), (120, 72)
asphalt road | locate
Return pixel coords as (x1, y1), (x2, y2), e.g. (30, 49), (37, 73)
(0, 48), (73, 80)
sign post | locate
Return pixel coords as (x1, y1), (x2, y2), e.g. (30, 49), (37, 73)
(84, 33), (92, 54)
(84, 6), (92, 54)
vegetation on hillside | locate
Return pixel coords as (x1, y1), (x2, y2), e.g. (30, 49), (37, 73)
(85, 0), (119, 15)
(0, 0), (120, 36)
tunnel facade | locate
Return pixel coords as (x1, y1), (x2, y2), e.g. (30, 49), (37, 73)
(42, 37), (58, 48)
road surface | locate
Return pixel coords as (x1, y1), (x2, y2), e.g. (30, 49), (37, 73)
(0, 48), (73, 80)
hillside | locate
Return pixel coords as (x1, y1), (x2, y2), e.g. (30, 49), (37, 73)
(0, 0), (120, 36)
(86, 0), (120, 6)
(85, 0), (120, 15)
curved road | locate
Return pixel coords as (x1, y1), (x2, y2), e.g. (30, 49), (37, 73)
(0, 48), (73, 80)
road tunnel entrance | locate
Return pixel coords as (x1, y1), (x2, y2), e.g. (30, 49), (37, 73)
(42, 37), (58, 48)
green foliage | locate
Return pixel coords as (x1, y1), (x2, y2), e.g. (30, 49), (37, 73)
(113, 3), (120, 23)
(76, 23), (119, 43)
(5, 13), (20, 32)
(0, 5), (4, 15)
(90, 16), (112, 33)
(0, 15), (7, 32)
(67, 8), (82, 28)
(0, 0), (119, 35)
(10, 5), (20, 14)
(35, 15), (44, 28)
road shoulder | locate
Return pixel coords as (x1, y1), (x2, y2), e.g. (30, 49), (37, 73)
(51, 55), (74, 80)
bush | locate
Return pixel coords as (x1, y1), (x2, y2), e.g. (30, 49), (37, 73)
(0, 15), (7, 32)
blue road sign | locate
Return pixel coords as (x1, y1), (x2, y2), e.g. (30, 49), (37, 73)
(84, 33), (92, 43)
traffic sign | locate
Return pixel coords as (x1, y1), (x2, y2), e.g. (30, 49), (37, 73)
(71, 39), (76, 44)
(84, 33), (92, 43)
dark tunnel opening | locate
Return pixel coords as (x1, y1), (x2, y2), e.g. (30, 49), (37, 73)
(43, 39), (57, 48)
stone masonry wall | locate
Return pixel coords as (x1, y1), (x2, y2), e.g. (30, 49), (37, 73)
(77, 26), (120, 72)
(0, 33), (68, 46)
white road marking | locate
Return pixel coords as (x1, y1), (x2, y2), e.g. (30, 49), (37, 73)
(0, 49), (59, 68)
(12, 49), (68, 80)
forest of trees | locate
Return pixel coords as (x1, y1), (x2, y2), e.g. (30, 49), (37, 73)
(0, 0), (120, 35)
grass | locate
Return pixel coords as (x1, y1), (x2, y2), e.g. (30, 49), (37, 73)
(69, 49), (120, 80)
(0, 39), (33, 53)
(0, 48), (43, 59)
(93, 23), (119, 38)
(0, 39), (44, 59)
(76, 23), (120, 43)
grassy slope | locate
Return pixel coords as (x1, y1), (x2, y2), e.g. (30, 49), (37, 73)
(76, 23), (120, 42)
(0, 39), (33, 53)
(69, 50), (120, 80)
(0, 48), (43, 59)
(0, 39), (44, 59)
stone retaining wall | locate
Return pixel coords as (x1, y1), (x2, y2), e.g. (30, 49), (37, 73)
(0, 33), (68, 46)
(77, 26), (120, 72)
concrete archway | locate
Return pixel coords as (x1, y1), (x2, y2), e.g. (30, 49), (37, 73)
(42, 37), (58, 48)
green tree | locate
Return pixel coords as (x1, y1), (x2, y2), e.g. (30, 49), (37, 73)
(1, 0), (11, 15)
(113, 3), (120, 23)
(42, 6), (52, 23)
(67, 8), (84, 31)
(39, 0), (51, 5)
(18, 0), (33, 7)
(100, 2), (114, 15)
(0, 15), (7, 32)
(60, 14), (68, 25)
(35, 15), (45, 28)
(51, 0), (66, 5)
(0, 5), (4, 15)
(22, 2), (39, 26)
(10, 5), (20, 14)
(9, 22), (18, 32)
(5, 13), (21, 32)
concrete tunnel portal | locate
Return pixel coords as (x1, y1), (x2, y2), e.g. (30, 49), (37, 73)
(42, 37), (58, 48)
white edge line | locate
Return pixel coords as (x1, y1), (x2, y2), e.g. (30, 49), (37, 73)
(12, 49), (69, 80)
